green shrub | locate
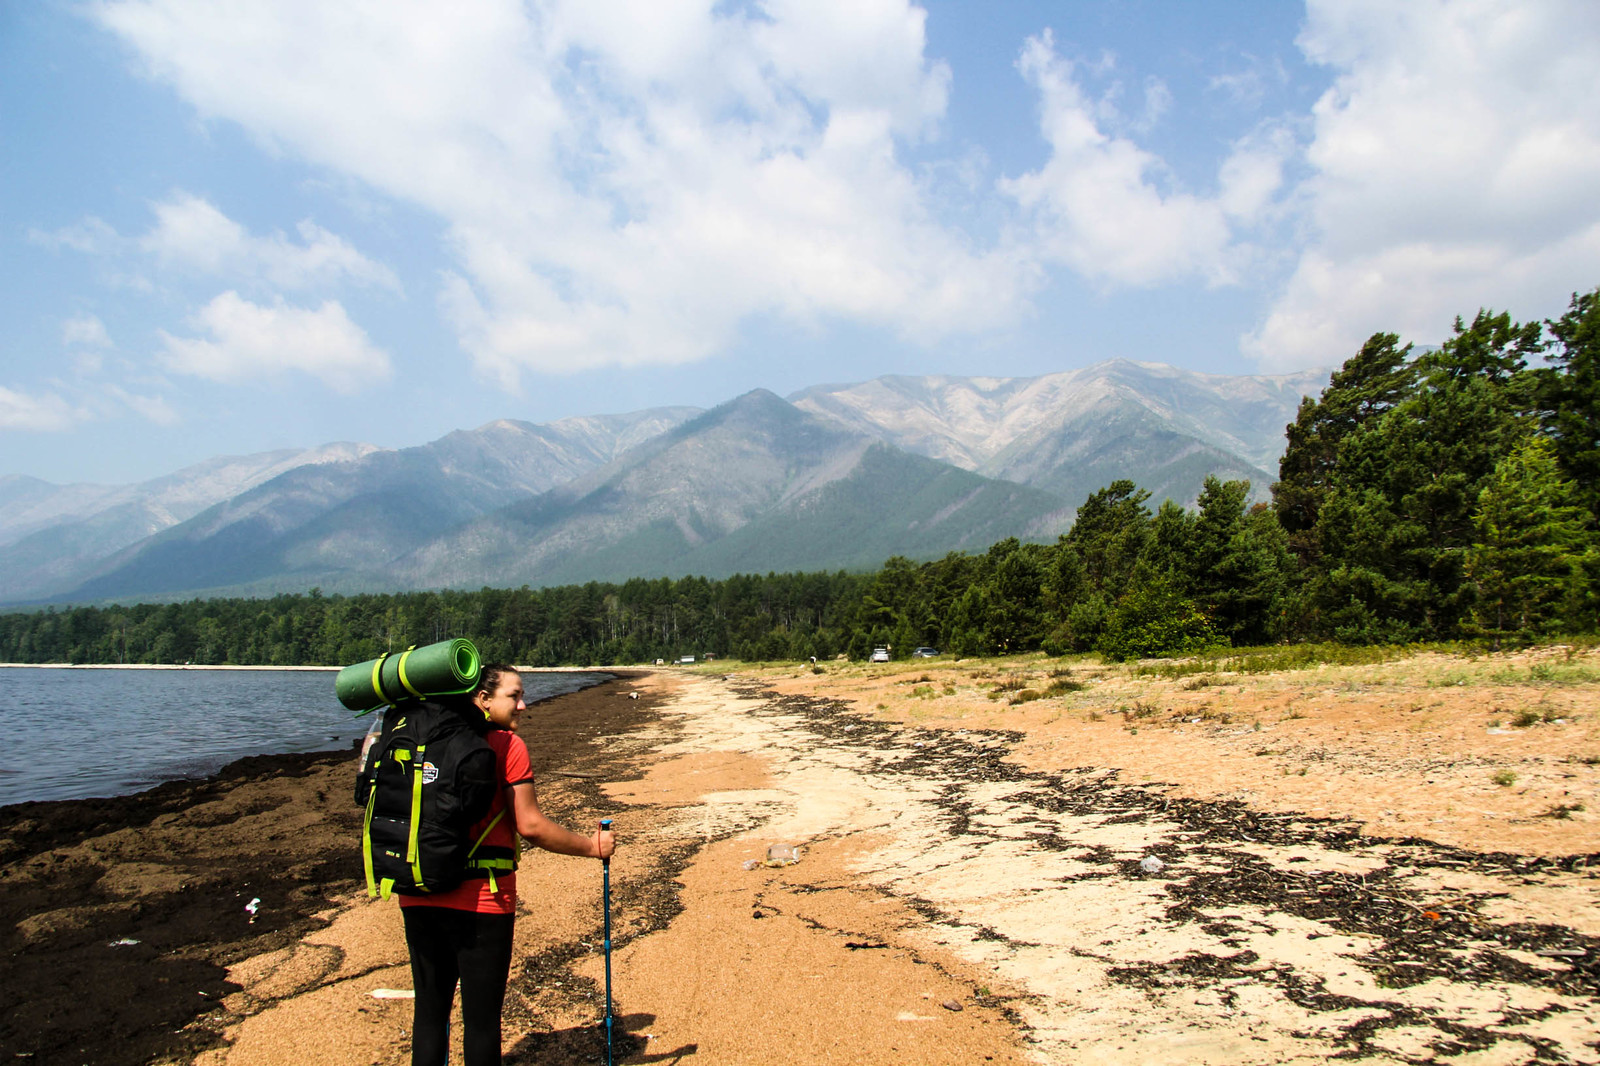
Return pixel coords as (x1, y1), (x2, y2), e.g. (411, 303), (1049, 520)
(1097, 576), (1225, 662)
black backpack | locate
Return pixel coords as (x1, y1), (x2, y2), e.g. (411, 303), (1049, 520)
(355, 699), (514, 898)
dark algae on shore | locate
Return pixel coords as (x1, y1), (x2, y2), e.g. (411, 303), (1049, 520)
(0, 672), (657, 1066)
(730, 681), (1600, 1061)
(0, 750), (365, 1065)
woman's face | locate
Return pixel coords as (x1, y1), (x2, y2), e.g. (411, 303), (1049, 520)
(478, 672), (526, 730)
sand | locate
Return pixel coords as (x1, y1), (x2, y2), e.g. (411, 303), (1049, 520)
(3, 649), (1597, 1065)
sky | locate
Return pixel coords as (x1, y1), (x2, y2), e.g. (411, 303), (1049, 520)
(3, 0), (1598, 485)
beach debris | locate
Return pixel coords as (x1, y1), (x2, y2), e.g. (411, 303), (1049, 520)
(764, 843), (801, 867)
(941, 999), (964, 1012)
(369, 988), (416, 999)
(244, 897), (261, 923)
(845, 941), (888, 950)
(1138, 855), (1166, 875)
(108, 938), (140, 947)
(741, 859), (761, 871)
(628, 691), (640, 699)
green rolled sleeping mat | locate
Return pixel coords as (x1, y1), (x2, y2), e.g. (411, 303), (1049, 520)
(335, 638), (481, 713)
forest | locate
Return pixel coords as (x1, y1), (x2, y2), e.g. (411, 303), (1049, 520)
(2, 288), (1596, 668)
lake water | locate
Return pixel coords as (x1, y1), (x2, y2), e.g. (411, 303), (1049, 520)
(0, 667), (613, 806)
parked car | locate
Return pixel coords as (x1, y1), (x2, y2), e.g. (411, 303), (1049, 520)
(678, 655), (696, 664)
(870, 646), (890, 662)
(911, 646), (940, 658)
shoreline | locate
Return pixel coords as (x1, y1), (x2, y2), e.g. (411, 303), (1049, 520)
(0, 662), (649, 672)
(8, 654), (1596, 1064)
(0, 672), (660, 1066)
(0, 662), (340, 671)
(0, 668), (630, 811)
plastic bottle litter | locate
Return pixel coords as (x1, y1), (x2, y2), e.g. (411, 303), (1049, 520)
(1138, 856), (1166, 874)
(764, 844), (801, 867)
(741, 859), (760, 871)
(245, 897), (261, 922)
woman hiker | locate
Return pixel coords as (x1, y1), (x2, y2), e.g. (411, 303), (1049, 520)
(399, 662), (616, 1066)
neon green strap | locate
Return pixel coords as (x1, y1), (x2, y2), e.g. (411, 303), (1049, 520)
(467, 811), (504, 858)
(466, 810), (514, 892)
(362, 780), (380, 898)
(369, 651), (392, 707)
(396, 645), (423, 700)
(407, 744), (427, 891)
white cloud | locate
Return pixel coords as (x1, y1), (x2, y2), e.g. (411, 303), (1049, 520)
(140, 192), (399, 291)
(92, 0), (1026, 381)
(30, 216), (119, 255)
(159, 291), (391, 392)
(62, 314), (113, 348)
(32, 193), (396, 304)
(1246, 0), (1600, 369)
(105, 385), (180, 425)
(1000, 32), (1283, 288)
(0, 386), (86, 432)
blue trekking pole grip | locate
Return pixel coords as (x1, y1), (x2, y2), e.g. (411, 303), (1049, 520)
(600, 818), (614, 1066)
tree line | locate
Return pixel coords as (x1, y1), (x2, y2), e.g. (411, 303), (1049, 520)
(2, 287), (1595, 667)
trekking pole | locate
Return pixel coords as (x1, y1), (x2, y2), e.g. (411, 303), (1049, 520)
(600, 818), (614, 1066)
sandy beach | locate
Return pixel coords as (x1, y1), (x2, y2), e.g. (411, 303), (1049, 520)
(4, 650), (1597, 1065)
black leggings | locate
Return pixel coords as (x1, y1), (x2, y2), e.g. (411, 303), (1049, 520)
(402, 907), (516, 1066)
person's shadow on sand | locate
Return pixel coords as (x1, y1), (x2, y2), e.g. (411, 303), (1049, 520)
(505, 1012), (696, 1065)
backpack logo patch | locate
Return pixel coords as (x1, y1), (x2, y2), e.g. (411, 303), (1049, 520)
(421, 762), (439, 785)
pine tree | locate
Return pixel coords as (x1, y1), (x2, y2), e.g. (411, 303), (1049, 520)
(1273, 332), (1415, 565)
(1540, 288), (1600, 522)
(1066, 480), (1153, 601)
(1466, 437), (1595, 647)
(1308, 309), (1542, 639)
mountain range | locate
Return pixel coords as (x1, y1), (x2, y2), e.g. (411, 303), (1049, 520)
(2, 360), (1327, 605)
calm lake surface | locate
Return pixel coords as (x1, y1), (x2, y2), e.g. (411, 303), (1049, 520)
(0, 667), (613, 805)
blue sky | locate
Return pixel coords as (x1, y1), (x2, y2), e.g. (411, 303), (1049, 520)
(3, 0), (1598, 484)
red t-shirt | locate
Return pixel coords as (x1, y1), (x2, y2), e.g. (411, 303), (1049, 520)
(398, 728), (532, 915)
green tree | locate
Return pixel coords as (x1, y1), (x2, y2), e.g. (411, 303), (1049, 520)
(1465, 437), (1595, 646)
(1308, 309), (1541, 639)
(1273, 332), (1415, 567)
(1066, 480), (1153, 601)
(1097, 568), (1222, 662)
(1539, 288), (1600, 522)
(985, 540), (1047, 653)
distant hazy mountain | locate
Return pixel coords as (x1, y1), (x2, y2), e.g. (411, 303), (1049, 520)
(0, 444), (378, 602)
(7, 360), (1332, 606)
(789, 360), (1327, 508)
(60, 408), (700, 603)
(399, 390), (1067, 589)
